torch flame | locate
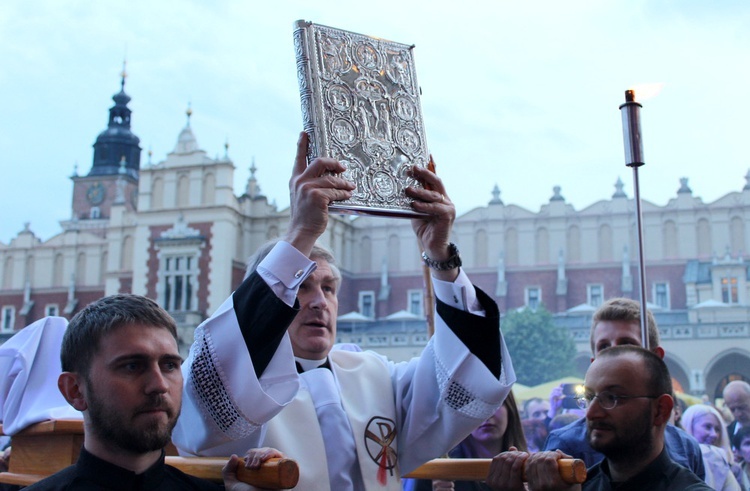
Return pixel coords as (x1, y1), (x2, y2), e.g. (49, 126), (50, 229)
(627, 83), (664, 101)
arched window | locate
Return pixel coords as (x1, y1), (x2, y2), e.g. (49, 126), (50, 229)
(361, 236), (372, 272)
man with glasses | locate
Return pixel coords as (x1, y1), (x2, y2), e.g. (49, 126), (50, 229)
(541, 298), (704, 478)
(486, 346), (711, 490)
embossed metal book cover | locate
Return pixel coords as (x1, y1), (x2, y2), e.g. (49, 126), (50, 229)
(294, 20), (429, 217)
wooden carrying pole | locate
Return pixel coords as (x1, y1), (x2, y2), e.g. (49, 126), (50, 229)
(0, 443), (585, 489)
(0, 421), (586, 488)
(170, 456), (587, 488)
(167, 457), (586, 489)
(405, 457), (586, 484)
(165, 456), (587, 488)
(166, 456), (300, 489)
(166, 456), (587, 488)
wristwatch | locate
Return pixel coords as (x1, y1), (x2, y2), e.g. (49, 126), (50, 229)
(421, 243), (462, 271)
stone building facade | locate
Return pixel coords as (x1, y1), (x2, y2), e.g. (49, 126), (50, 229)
(2, 79), (748, 400)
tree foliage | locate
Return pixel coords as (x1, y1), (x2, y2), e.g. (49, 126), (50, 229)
(502, 306), (577, 386)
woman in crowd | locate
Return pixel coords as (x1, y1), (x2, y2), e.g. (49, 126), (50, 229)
(681, 404), (744, 491)
(410, 391), (527, 491)
(734, 426), (750, 490)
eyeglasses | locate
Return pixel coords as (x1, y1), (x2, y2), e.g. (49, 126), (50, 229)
(576, 390), (660, 410)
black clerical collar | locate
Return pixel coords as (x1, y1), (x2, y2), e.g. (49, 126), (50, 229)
(295, 358), (331, 373)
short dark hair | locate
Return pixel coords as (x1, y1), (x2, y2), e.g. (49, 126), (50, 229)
(61, 294), (177, 375)
(732, 425), (750, 450)
(595, 345), (672, 396)
(590, 298), (659, 352)
(522, 397), (546, 418)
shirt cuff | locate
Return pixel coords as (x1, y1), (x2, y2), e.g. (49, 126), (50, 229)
(432, 268), (482, 314)
(257, 241), (317, 306)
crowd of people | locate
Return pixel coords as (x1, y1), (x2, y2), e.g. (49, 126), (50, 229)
(0, 132), (748, 490)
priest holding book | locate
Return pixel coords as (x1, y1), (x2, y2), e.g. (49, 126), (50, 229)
(173, 132), (515, 490)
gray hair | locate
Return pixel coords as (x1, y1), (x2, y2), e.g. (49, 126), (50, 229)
(244, 238), (342, 287)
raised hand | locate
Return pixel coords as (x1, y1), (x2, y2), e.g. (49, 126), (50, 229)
(285, 132), (355, 256)
(406, 161), (457, 281)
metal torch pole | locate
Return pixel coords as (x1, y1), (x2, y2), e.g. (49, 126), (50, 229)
(619, 89), (649, 350)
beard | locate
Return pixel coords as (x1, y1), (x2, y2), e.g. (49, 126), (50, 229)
(586, 408), (654, 463)
(85, 380), (179, 454)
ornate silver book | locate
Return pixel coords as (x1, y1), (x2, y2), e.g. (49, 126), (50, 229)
(293, 20), (429, 217)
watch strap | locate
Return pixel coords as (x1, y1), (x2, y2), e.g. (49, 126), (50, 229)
(421, 243), (462, 271)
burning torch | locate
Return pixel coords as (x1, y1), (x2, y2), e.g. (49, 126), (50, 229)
(619, 89), (649, 350)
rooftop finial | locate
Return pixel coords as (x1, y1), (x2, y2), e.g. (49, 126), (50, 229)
(224, 137), (229, 158)
(613, 177), (627, 198)
(490, 184), (503, 205)
(677, 177), (692, 194)
(550, 185), (565, 201)
(186, 102), (192, 127)
(120, 59), (127, 90)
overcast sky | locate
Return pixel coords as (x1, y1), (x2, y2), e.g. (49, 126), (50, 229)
(2, 0), (749, 243)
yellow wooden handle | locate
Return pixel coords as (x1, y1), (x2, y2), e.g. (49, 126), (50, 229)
(165, 456), (299, 489)
(404, 457), (587, 484)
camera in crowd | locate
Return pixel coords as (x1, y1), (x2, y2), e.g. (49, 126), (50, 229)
(560, 383), (585, 409)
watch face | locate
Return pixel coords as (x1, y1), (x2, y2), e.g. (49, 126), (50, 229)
(87, 183), (106, 205)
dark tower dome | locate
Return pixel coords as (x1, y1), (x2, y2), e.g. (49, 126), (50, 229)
(89, 66), (141, 179)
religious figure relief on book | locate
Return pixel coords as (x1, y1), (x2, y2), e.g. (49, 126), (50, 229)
(331, 118), (357, 146)
(340, 157), (367, 200)
(396, 126), (421, 156)
(326, 84), (354, 112)
(354, 41), (382, 71)
(356, 100), (395, 159)
(393, 94), (417, 121)
(321, 34), (351, 78)
(385, 53), (412, 89)
(371, 170), (397, 200)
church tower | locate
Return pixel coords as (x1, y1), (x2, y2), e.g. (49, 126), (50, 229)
(68, 65), (141, 234)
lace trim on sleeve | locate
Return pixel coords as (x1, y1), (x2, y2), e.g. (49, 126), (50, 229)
(188, 326), (260, 439)
(433, 345), (496, 420)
